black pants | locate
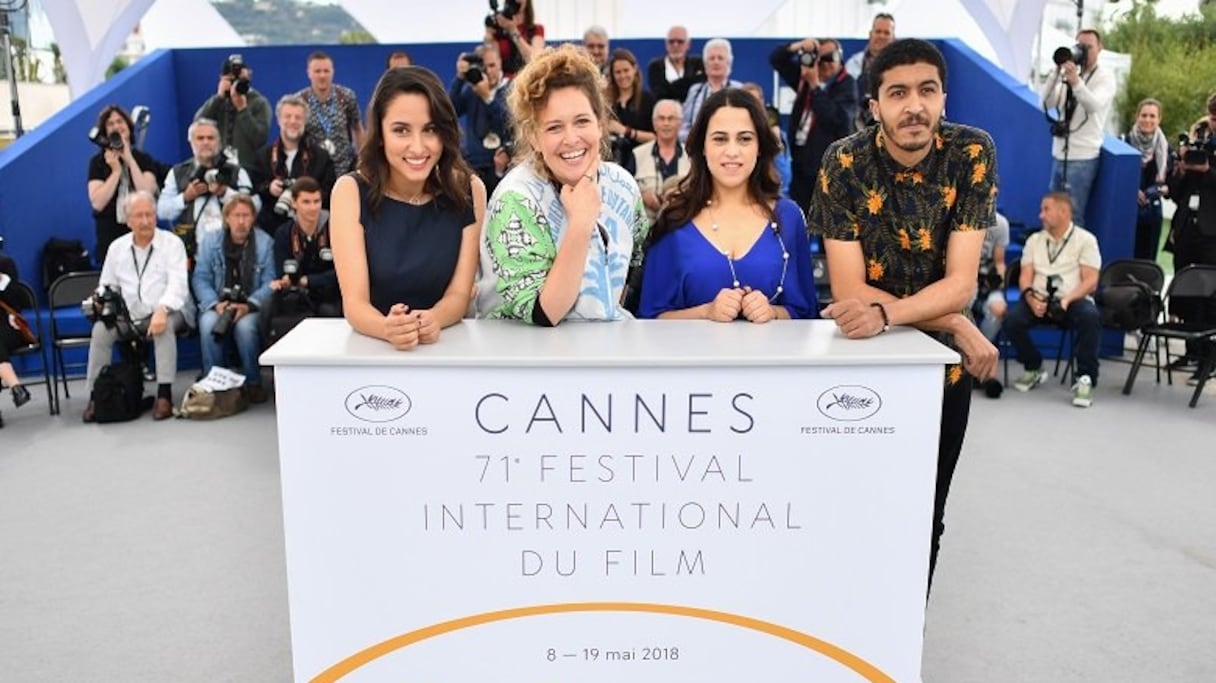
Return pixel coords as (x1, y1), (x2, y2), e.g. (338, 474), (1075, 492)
(929, 371), (972, 592)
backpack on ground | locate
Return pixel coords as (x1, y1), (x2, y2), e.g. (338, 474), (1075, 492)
(90, 359), (145, 423)
(177, 386), (248, 420)
(42, 237), (93, 289)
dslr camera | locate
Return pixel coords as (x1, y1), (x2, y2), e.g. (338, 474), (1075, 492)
(222, 53), (252, 97)
(461, 52), (486, 85)
(87, 126), (124, 152)
(485, 0), (522, 28)
(192, 149), (241, 190)
(1052, 43), (1089, 67)
(1178, 131), (1215, 167)
(797, 50), (818, 68)
(274, 178), (296, 217)
(211, 284), (248, 339)
(83, 285), (148, 342)
(1043, 276), (1067, 324)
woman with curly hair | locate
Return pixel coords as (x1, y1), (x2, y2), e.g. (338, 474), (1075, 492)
(476, 44), (649, 325)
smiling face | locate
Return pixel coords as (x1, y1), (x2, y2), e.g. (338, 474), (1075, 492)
(870, 62), (945, 166)
(293, 189), (323, 226)
(1136, 103), (1160, 135)
(381, 92), (442, 189)
(532, 86), (602, 187)
(278, 103), (307, 144)
(703, 105), (758, 192)
(612, 58), (636, 94)
(869, 17), (895, 54)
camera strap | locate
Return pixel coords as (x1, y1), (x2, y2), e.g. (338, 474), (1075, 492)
(131, 243), (155, 304)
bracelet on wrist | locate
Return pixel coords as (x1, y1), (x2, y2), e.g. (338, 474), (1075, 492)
(870, 302), (890, 333)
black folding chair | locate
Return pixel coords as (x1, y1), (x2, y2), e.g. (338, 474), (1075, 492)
(1094, 258), (1166, 374)
(3, 281), (55, 418)
(1122, 264), (1216, 407)
(48, 271), (101, 415)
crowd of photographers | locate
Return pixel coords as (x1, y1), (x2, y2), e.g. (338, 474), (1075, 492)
(47, 9), (1216, 424)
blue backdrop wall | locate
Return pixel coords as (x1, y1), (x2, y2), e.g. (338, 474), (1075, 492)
(0, 36), (1137, 303)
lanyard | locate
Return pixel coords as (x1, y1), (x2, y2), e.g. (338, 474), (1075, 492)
(309, 91), (338, 139)
(131, 243), (154, 303)
(1045, 227), (1074, 265)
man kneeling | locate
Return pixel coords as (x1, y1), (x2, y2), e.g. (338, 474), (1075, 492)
(194, 195), (274, 403)
(266, 176), (341, 345)
(84, 192), (190, 422)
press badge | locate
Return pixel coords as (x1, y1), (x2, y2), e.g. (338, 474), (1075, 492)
(483, 132), (502, 150)
(1190, 195), (1200, 211)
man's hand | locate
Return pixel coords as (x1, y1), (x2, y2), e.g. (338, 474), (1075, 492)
(1060, 61), (1080, 86)
(821, 299), (886, 338)
(472, 77), (492, 102)
(953, 322), (998, 381)
(269, 275), (291, 292)
(183, 179), (208, 202)
(1026, 292), (1048, 319)
(217, 76), (232, 98)
(230, 302), (251, 322)
(147, 308), (169, 337)
(208, 180), (230, 198)
(384, 303), (420, 350)
(104, 149), (122, 173)
(740, 288), (776, 323)
(493, 147), (510, 175)
(707, 288), (743, 322)
(641, 189), (661, 213)
(230, 86), (248, 112)
(269, 178), (285, 198)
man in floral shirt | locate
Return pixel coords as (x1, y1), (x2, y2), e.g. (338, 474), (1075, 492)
(809, 38), (998, 590)
(296, 52), (364, 176)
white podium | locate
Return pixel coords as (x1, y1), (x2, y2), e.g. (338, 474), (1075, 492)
(262, 319), (958, 683)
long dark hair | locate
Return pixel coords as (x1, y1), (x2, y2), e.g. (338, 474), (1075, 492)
(648, 88), (781, 248)
(607, 48), (642, 111)
(356, 66), (473, 216)
(96, 104), (134, 137)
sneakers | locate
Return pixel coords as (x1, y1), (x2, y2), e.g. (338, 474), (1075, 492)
(1013, 368), (1048, 392)
(1072, 375), (1094, 408)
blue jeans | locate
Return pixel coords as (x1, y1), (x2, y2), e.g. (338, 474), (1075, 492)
(1050, 157), (1100, 227)
(1003, 297), (1101, 384)
(199, 309), (264, 386)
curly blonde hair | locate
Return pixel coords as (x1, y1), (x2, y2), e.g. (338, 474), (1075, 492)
(508, 43), (611, 175)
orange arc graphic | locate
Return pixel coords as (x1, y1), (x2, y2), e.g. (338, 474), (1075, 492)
(310, 601), (897, 682)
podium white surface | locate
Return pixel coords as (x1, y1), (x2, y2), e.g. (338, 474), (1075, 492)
(263, 319), (958, 683)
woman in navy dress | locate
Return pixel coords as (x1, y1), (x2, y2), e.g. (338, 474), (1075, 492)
(331, 67), (485, 350)
(639, 88), (816, 321)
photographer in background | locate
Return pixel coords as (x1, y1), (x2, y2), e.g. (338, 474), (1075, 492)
(1004, 192), (1102, 408)
(485, 0), (544, 79)
(265, 177), (340, 345)
(193, 195), (274, 404)
(250, 95), (336, 237)
(159, 118), (258, 252)
(194, 54), (271, 171)
(297, 52), (364, 176)
(81, 192), (190, 423)
(1163, 92), (1216, 383)
(1124, 98), (1170, 261)
(768, 36), (857, 213)
(845, 13), (895, 131)
(450, 43), (512, 197)
(87, 104), (163, 262)
(1040, 29), (1114, 227)
(0, 238), (32, 417)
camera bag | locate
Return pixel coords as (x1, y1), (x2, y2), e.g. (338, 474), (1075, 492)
(177, 386), (248, 420)
(41, 238), (93, 289)
(1098, 278), (1159, 331)
(90, 359), (145, 423)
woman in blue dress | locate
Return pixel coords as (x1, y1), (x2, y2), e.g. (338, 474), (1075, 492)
(331, 67), (485, 350)
(639, 88), (816, 321)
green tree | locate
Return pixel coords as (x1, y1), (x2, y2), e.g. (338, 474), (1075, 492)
(338, 29), (376, 45)
(50, 42), (67, 84)
(1105, 1), (1216, 136)
(106, 56), (129, 79)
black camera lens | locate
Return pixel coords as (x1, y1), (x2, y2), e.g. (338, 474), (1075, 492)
(234, 78), (251, 96)
(107, 131), (124, 150)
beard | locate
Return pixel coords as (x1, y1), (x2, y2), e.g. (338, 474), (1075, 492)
(879, 113), (938, 154)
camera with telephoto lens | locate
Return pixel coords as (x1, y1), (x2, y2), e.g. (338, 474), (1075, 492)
(222, 53), (251, 97)
(485, 0), (522, 27)
(87, 126), (124, 151)
(274, 178), (296, 216)
(210, 284), (248, 339)
(282, 259), (303, 288)
(461, 52), (486, 85)
(1178, 131), (1216, 167)
(192, 149), (241, 190)
(1052, 43), (1088, 67)
(82, 285), (148, 342)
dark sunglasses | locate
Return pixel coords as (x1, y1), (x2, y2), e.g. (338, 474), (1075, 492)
(667, 38), (686, 44)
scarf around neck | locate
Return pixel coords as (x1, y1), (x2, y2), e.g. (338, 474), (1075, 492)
(1126, 125), (1169, 182)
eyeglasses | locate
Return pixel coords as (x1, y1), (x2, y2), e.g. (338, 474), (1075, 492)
(667, 38), (686, 44)
(818, 54), (837, 63)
